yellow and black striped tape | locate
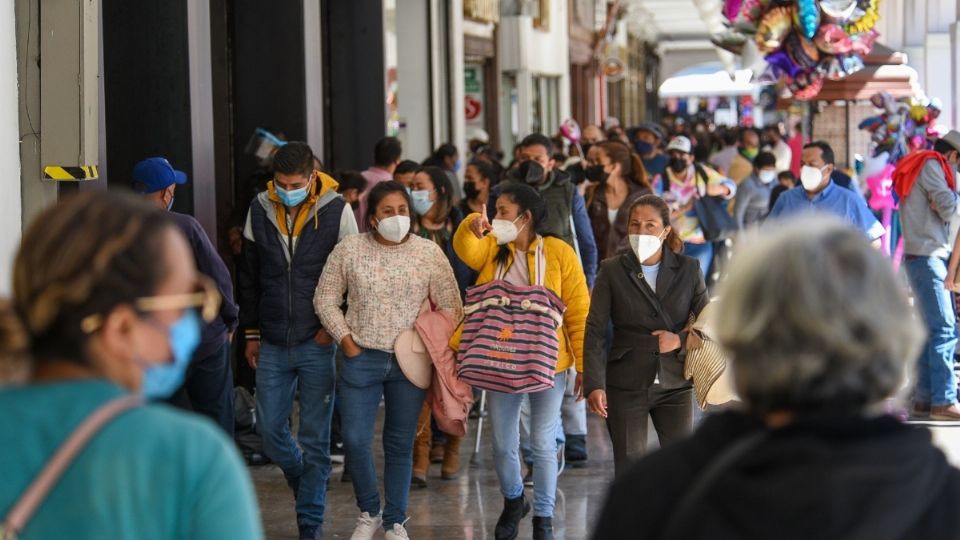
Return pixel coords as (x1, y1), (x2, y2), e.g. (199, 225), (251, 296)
(43, 165), (99, 181)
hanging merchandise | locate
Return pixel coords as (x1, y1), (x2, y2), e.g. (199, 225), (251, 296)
(716, 0), (882, 100)
(858, 92), (943, 164)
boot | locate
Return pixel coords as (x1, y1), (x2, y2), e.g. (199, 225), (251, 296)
(411, 404), (431, 488)
(532, 516), (554, 540)
(441, 434), (462, 479)
(565, 434), (587, 468)
(494, 495), (530, 540)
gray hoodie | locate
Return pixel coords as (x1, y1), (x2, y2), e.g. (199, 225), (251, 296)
(901, 160), (959, 258)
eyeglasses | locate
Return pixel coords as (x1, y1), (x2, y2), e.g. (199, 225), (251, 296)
(81, 274), (222, 334)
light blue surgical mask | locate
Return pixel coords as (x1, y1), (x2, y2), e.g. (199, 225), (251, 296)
(166, 196), (175, 211)
(411, 189), (435, 216)
(140, 309), (202, 399)
(276, 179), (311, 207)
(453, 159), (463, 173)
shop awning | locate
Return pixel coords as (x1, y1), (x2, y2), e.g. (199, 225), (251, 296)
(658, 65), (758, 98)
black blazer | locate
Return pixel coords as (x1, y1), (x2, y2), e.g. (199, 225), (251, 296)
(583, 247), (709, 395)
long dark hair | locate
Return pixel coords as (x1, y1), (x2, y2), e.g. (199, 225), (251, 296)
(628, 195), (683, 254)
(494, 183), (548, 267)
(599, 141), (651, 191)
(418, 166), (453, 221)
(365, 180), (412, 229)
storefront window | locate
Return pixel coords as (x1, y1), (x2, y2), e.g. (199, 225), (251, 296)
(532, 75), (559, 136)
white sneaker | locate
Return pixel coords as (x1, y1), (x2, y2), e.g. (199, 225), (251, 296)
(349, 512), (382, 540)
(384, 520), (410, 540)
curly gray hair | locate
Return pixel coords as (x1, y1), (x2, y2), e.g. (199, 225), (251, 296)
(715, 217), (925, 415)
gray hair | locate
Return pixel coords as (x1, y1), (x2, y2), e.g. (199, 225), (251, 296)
(715, 217), (925, 416)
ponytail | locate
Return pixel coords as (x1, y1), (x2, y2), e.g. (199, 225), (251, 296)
(600, 141), (651, 191)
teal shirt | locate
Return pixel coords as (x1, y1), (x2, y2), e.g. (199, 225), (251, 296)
(0, 380), (263, 540)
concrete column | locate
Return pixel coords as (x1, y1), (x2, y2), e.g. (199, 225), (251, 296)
(556, 0), (572, 124)
(951, 22), (960, 128)
(186, 0), (217, 240)
(304, 0), (324, 158)
(905, 0), (928, 85)
(926, 33), (953, 121)
(397, 0), (431, 162)
(448, 0), (466, 181)
(1, 0), (22, 293)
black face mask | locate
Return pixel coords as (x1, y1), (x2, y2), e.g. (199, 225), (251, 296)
(350, 200), (360, 210)
(510, 160), (546, 186)
(586, 164), (608, 183)
(580, 142), (594, 158)
(463, 181), (480, 200)
(669, 157), (688, 174)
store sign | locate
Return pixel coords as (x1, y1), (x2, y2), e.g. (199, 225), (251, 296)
(465, 64), (485, 127)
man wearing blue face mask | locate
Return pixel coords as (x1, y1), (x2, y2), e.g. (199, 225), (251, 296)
(238, 141), (358, 540)
(631, 123), (669, 194)
(131, 157), (239, 436)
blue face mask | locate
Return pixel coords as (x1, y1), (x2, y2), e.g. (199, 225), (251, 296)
(411, 190), (435, 216)
(453, 159), (462, 173)
(140, 309), (202, 399)
(635, 140), (654, 155)
(166, 196), (175, 211)
(276, 180), (311, 207)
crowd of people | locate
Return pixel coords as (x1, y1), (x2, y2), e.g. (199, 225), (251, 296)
(4, 114), (960, 540)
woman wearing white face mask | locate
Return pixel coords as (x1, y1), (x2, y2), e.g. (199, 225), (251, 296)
(583, 194), (710, 475)
(453, 183), (590, 540)
(732, 151), (779, 230)
(314, 181), (463, 540)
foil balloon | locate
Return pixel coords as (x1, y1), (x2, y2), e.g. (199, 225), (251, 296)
(815, 24), (853, 54)
(818, 55), (845, 80)
(795, 0), (821, 39)
(756, 7), (794, 52)
(840, 54), (864, 76)
(765, 49), (803, 80)
(712, 29), (749, 55)
(792, 74), (825, 100)
(846, 0), (879, 33)
(849, 29), (879, 55)
(724, 0), (744, 20)
(740, 0), (770, 24)
(560, 119), (581, 143)
(784, 32), (821, 70)
(910, 104), (928, 122)
(819, 0), (859, 22)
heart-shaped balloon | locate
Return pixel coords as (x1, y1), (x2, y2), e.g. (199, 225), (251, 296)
(815, 24), (853, 54)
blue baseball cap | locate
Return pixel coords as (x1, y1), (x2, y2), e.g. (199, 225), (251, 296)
(132, 157), (188, 193)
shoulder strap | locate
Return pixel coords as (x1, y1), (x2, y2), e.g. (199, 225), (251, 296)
(534, 238), (546, 286)
(2, 395), (142, 539)
(694, 164), (709, 190)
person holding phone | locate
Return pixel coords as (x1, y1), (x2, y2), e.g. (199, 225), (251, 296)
(314, 181), (462, 540)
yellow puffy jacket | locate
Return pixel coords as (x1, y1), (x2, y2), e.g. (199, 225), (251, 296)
(450, 213), (590, 373)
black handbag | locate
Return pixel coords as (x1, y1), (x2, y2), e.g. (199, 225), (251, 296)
(692, 165), (738, 242)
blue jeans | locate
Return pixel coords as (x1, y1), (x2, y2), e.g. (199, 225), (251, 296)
(339, 349), (426, 529)
(256, 340), (337, 527)
(905, 256), (958, 405)
(489, 371), (567, 517)
(684, 241), (713, 279)
(167, 340), (234, 436)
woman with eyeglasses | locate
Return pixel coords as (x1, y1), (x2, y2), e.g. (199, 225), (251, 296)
(0, 192), (262, 539)
(408, 166), (474, 486)
(315, 181), (463, 540)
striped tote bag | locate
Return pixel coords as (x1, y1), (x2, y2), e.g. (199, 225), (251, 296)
(457, 240), (567, 393)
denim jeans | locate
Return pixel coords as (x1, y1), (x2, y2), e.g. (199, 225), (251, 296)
(256, 339), (337, 528)
(684, 241), (714, 279)
(905, 256), (958, 405)
(339, 349), (426, 530)
(489, 370), (567, 517)
(167, 340), (235, 436)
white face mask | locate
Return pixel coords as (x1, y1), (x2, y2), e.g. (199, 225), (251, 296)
(758, 170), (777, 184)
(630, 232), (665, 263)
(375, 215), (411, 243)
(800, 165), (827, 191)
(491, 216), (526, 246)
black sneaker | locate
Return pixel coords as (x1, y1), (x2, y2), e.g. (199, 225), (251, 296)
(340, 468), (352, 483)
(565, 435), (588, 468)
(299, 524), (322, 540)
